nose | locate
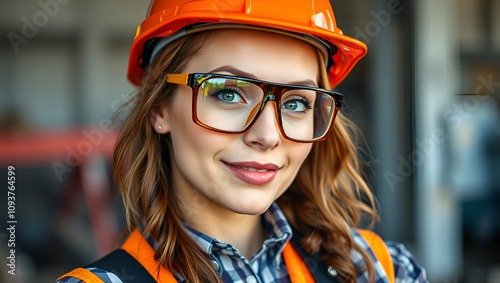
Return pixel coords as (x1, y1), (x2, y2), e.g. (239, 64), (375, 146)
(242, 102), (281, 150)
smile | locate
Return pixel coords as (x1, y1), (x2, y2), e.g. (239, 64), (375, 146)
(231, 165), (269, 173)
(222, 161), (280, 185)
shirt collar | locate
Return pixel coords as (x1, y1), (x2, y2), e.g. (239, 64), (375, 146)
(258, 202), (293, 267)
(183, 202), (293, 268)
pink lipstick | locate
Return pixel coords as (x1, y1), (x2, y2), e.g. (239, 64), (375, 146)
(222, 161), (280, 185)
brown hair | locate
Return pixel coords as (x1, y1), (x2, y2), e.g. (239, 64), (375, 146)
(114, 31), (378, 283)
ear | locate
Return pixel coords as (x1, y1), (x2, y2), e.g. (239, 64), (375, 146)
(150, 104), (171, 134)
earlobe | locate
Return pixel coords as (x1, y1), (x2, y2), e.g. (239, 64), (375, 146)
(150, 105), (171, 134)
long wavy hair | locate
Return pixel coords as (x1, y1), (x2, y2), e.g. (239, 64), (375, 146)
(114, 31), (378, 283)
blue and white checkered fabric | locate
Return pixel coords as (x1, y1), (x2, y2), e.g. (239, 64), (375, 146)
(56, 202), (428, 283)
(177, 202), (292, 283)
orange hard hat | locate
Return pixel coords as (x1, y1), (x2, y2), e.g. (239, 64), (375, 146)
(127, 0), (367, 87)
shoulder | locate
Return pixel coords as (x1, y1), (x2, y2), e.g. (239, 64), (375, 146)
(352, 229), (428, 283)
(56, 267), (124, 283)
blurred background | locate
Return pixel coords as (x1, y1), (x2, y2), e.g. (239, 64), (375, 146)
(0, 0), (499, 282)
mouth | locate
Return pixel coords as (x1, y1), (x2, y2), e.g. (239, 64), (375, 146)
(222, 161), (280, 185)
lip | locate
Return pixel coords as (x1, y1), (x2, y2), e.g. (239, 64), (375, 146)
(222, 161), (280, 185)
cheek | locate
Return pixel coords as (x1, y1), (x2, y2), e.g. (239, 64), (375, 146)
(272, 142), (312, 200)
(290, 143), (313, 167)
(281, 142), (313, 188)
(167, 93), (229, 177)
(169, 98), (211, 159)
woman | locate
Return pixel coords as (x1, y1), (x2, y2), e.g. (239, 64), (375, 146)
(57, 0), (427, 282)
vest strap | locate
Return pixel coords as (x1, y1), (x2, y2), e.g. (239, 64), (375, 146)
(358, 229), (395, 283)
(85, 249), (156, 283)
(282, 242), (316, 283)
(121, 229), (177, 282)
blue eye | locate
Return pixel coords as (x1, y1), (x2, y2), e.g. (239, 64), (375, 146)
(283, 98), (311, 112)
(212, 88), (245, 103)
(220, 91), (236, 102)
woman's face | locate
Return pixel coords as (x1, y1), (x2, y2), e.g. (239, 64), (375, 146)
(153, 29), (318, 217)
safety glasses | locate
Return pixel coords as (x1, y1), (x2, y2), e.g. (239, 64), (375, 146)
(166, 73), (343, 143)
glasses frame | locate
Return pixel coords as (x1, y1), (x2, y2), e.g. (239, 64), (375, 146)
(166, 73), (343, 143)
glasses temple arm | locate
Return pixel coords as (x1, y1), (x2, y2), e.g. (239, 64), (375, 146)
(166, 74), (189, 85)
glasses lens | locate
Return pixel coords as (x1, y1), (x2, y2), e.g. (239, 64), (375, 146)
(196, 77), (264, 132)
(280, 90), (335, 141)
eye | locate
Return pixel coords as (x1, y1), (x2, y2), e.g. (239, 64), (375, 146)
(282, 98), (311, 112)
(211, 88), (246, 104)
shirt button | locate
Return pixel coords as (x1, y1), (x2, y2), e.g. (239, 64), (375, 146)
(246, 276), (257, 283)
(327, 266), (338, 278)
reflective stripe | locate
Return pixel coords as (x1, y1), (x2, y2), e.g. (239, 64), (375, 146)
(57, 268), (106, 283)
(358, 229), (396, 283)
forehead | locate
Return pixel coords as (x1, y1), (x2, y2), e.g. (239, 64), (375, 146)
(181, 29), (320, 84)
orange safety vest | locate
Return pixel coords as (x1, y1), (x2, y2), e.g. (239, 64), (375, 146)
(59, 229), (395, 283)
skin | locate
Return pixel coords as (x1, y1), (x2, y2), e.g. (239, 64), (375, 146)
(150, 29), (319, 259)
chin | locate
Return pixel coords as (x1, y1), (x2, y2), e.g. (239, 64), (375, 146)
(224, 199), (273, 215)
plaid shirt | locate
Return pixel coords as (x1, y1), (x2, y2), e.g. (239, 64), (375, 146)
(57, 203), (428, 283)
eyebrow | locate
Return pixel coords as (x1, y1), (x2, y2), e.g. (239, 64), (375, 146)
(208, 65), (319, 88)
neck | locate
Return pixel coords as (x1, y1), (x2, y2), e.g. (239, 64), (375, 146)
(184, 202), (267, 260)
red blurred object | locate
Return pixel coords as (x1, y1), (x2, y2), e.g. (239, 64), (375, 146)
(0, 129), (116, 166)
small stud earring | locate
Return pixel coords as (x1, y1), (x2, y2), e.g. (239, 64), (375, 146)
(158, 125), (162, 130)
